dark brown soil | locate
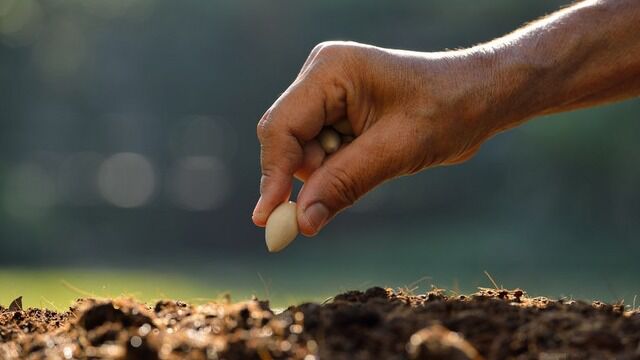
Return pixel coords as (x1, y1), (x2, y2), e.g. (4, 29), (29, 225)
(1, 287), (639, 359)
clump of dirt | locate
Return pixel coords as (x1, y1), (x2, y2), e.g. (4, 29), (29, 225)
(1, 287), (639, 359)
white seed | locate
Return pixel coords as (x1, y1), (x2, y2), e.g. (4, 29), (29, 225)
(332, 119), (354, 135)
(317, 128), (341, 154)
(265, 201), (299, 252)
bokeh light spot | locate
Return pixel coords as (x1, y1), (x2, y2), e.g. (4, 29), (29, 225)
(97, 153), (155, 208)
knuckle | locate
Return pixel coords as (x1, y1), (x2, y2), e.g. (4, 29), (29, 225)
(262, 167), (276, 179)
(324, 166), (360, 207)
(259, 167), (276, 193)
(310, 41), (360, 67)
(314, 41), (344, 56)
(260, 135), (304, 178)
(304, 41), (362, 90)
(256, 112), (273, 142)
(313, 41), (358, 60)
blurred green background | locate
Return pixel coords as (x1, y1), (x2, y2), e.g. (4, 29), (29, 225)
(1, 0), (639, 309)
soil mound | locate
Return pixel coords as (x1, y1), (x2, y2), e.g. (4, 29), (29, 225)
(1, 287), (639, 359)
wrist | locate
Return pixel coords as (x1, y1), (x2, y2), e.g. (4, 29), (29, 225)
(427, 48), (523, 142)
(455, 45), (546, 137)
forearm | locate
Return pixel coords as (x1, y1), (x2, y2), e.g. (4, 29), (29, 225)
(473, 0), (640, 133)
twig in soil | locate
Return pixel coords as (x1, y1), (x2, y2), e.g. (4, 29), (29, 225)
(321, 296), (334, 305)
(257, 272), (272, 300)
(40, 296), (59, 312)
(483, 270), (500, 290)
(407, 276), (432, 291)
(451, 278), (461, 295)
(61, 279), (99, 298)
(399, 286), (419, 296)
(633, 295), (637, 311)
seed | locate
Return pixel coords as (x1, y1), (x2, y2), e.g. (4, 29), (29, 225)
(332, 119), (354, 135)
(317, 128), (341, 154)
(265, 201), (299, 252)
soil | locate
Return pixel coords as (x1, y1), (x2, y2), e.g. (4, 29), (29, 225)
(1, 287), (639, 359)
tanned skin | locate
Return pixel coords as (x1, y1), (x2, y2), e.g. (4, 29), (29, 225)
(252, 0), (640, 236)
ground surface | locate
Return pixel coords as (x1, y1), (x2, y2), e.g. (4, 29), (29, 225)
(1, 287), (639, 359)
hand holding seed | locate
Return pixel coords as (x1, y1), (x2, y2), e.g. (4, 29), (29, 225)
(264, 123), (354, 252)
(254, 41), (503, 240)
(255, 1), (640, 246)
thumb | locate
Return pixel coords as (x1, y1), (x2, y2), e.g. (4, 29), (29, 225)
(296, 128), (401, 236)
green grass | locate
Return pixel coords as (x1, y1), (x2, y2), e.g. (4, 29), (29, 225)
(0, 268), (272, 310)
(3, 259), (639, 312)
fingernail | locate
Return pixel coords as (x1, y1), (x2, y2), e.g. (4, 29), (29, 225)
(252, 196), (265, 223)
(304, 203), (329, 233)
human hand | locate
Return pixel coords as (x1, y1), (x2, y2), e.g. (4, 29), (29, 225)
(252, 41), (506, 236)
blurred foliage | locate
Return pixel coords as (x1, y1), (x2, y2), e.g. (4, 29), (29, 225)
(0, 0), (638, 299)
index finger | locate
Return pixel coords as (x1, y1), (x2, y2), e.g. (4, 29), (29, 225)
(252, 80), (327, 226)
